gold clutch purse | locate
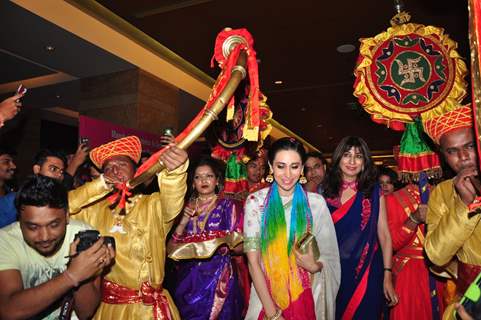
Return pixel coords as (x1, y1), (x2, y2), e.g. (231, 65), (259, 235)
(296, 232), (320, 261)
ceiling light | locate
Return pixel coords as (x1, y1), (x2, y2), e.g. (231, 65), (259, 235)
(301, 107), (307, 112)
(45, 45), (55, 52)
(316, 124), (323, 128)
(336, 44), (356, 53)
(274, 80), (283, 85)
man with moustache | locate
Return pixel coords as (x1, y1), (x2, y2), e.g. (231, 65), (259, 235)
(33, 146), (89, 190)
(0, 146), (17, 227)
(304, 152), (327, 194)
(68, 135), (188, 319)
(0, 147), (88, 227)
(423, 106), (481, 319)
(0, 175), (114, 319)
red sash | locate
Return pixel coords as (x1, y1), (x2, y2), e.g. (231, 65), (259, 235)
(330, 195), (356, 224)
(102, 279), (172, 319)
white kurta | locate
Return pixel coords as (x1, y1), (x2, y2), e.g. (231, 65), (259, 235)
(243, 187), (341, 320)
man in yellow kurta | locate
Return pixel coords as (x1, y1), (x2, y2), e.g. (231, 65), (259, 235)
(423, 106), (480, 319)
(68, 136), (188, 319)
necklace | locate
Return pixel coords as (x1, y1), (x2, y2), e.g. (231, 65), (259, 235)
(109, 194), (142, 234)
(341, 180), (358, 191)
(198, 194), (216, 201)
(192, 195), (217, 233)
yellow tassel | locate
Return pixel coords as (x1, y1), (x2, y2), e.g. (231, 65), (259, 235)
(226, 102), (235, 122)
(242, 126), (259, 141)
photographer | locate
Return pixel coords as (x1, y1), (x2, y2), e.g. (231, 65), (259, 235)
(0, 175), (115, 320)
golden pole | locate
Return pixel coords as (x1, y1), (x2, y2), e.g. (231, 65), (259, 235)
(127, 51), (247, 189)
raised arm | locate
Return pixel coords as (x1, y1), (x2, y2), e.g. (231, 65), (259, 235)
(68, 176), (112, 214)
(424, 182), (479, 266)
(156, 145), (189, 227)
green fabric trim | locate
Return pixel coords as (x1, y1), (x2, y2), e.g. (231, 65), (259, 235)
(225, 154), (247, 181)
(399, 118), (434, 155)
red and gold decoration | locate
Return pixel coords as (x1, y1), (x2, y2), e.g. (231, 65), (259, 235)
(354, 15), (467, 130)
(397, 118), (441, 181)
(469, 0), (481, 170)
(422, 105), (473, 144)
(208, 29), (272, 197)
(90, 135), (141, 169)
(354, 10), (468, 181)
(469, 0), (481, 213)
(101, 28), (267, 209)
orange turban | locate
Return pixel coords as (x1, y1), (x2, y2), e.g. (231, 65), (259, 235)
(423, 106), (473, 144)
(90, 136), (142, 168)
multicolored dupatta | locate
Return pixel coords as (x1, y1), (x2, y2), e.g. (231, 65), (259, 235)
(260, 182), (315, 318)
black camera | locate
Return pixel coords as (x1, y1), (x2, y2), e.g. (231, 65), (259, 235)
(74, 230), (115, 252)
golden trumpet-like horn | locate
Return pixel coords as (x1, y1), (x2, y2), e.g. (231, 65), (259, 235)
(127, 51), (247, 189)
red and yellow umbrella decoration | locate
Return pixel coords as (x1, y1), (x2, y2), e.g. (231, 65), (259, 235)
(354, 15), (467, 129)
(354, 12), (468, 181)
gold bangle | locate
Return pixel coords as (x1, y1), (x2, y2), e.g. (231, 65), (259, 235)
(265, 309), (282, 320)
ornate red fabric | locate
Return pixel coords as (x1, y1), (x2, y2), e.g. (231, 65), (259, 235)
(422, 105), (473, 144)
(90, 136), (141, 169)
(102, 280), (172, 320)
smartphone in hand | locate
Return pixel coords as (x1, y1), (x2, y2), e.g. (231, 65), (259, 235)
(79, 137), (89, 147)
(16, 84), (27, 96)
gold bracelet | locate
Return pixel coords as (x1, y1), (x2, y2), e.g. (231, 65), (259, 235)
(265, 309), (282, 320)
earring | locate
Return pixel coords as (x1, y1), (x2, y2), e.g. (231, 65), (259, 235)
(266, 168), (274, 183)
(299, 172), (307, 184)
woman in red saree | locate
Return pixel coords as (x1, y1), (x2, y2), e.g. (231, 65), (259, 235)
(385, 184), (445, 320)
(323, 136), (398, 319)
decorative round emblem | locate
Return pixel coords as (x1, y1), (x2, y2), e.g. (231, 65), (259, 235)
(354, 23), (467, 128)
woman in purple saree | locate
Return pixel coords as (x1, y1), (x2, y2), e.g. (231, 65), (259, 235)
(167, 158), (244, 320)
(323, 136), (398, 319)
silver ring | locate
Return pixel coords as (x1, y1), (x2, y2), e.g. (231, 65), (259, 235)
(222, 35), (248, 59)
(232, 65), (247, 79)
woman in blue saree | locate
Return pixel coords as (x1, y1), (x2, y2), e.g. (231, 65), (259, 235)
(167, 157), (244, 320)
(323, 136), (398, 319)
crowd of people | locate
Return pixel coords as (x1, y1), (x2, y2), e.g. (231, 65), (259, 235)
(0, 91), (480, 320)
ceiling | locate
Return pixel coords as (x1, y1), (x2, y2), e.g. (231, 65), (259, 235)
(0, 0), (134, 107)
(0, 0), (470, 154)
(93, 0), (470, 153)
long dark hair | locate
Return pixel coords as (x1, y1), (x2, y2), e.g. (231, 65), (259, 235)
(323, 136), (377, 198)
(187, 156), (224, 200)
(268, 137), (307, 165)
